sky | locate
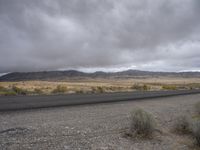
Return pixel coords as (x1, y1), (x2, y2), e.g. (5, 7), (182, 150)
(0, 0), (200, 73)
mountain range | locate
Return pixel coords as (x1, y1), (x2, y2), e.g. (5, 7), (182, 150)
(0, 70), (200, 81)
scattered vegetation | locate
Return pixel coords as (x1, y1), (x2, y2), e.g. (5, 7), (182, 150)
(192, 121), (200, 146)
(131, 84), (150, 91)
(125, 101), (200, 146)
(91, 86), (106, 93)
(12, 86), (28, 95)
(143, 84), (150, 91)
(171, 102), (200, 147)
(0, 86), (6, 91)
(188, 83), (200, 90)
(129, 108), (156, 138)
(52, 85), (67, 94)
(75, 89), (85, 94)
(0, 78), (199, 96)
(162, 85), (177, 90)
(195, 102), (200, 115)
(34, 88), (43, 94)
(0, 85), (26, 96)
(173, 116), (191, 134)
(0, 91), (17, 96)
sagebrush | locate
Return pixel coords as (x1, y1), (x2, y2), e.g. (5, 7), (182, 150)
(174, 116), (191, 134)
(192, 121), (200, 146)
(130, 108), (156, 137)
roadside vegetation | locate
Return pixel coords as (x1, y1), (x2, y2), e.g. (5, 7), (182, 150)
(127, 102), (200, 148)
(0, 79), (199, 96)
(0, 85), (34, 96)
(173, 115), (191, 134)
(34, 88), (43, 94)
(171, 101), (200, 146)
(52, 85), (68, 94)
(195, 101), (200, 114)
(127, 108), (156, 138)
(12, 86), (28, 95)
(131, 84), (150, 91)
(162, 85), (177, 90)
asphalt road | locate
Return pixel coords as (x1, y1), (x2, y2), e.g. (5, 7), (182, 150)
(0, 89), (200, 111)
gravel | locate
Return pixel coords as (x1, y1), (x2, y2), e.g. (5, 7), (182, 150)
(0, 94), (200, 150)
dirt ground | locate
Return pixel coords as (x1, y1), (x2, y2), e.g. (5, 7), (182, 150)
(0, 94), (200, 150)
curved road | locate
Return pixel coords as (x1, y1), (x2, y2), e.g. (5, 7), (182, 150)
(0, 89), (200, 111)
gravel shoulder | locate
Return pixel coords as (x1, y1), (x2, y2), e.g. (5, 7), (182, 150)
(0, 94), (200, 150)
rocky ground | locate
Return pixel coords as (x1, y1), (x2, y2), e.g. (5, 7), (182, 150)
(0, 94), (200, 150)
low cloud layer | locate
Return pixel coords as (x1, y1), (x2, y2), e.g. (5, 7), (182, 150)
(0, 0), (200, 73)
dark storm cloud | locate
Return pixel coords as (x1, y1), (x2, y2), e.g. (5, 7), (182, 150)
(0, 0), (200, 73)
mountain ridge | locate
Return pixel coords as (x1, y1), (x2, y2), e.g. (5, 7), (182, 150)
(0, 69), (200, 81)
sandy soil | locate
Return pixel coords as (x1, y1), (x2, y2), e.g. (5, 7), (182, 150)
(0, 94), (200, 150)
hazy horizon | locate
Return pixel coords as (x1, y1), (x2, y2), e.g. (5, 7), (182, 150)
(1, 67), (200, 76)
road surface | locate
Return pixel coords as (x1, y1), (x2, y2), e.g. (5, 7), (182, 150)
(0, 89), (200, 111)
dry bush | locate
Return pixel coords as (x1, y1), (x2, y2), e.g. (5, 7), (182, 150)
(34, 88), (43, 94)
(174, 116), (191, 134)
(0, 86), (6, 91)
(131, 84), (150, 91)
(97, 86), (105, 93)
(75, 90), (84, 94)
(131, 84), (142, 90)
(12, 86), (28, 95)
(143, 84), (150, 91)
(130, 108), (156, 137)
(52, 85), (67, 94)
(162, 85), (177, 90)
(195, 102), (200, 115)
(192, 121), (200, 146)
(91, 86), (105, 93)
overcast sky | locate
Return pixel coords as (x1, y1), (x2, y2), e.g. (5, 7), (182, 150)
(0, 0), (200, 73)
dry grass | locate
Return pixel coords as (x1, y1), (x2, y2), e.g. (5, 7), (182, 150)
(0, 77), (199, 96)
(52, 85), (68, 94)
(162, 85), (177, 90)
(131, 84), (151, 91)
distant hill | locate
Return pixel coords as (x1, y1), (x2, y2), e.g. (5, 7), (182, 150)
(0, 70), (200, 81)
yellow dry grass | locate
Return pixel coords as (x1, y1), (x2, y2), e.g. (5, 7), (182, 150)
(0, 77), (200, 95)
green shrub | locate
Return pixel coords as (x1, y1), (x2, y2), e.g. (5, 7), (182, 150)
(0, 86), (17, 96)
(0, 90), (17, 96)
(3, 91), (17, 96)
(12, 86), (28, 95)
(162, 85), (177, 90)
(52, 85), (67, 94)
(192, 121), (200, 146)
(130, 108), (156, 137)
(174, 116), (191, 134)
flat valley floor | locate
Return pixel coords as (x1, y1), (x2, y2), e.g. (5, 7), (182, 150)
(1, 94), (200, 150)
